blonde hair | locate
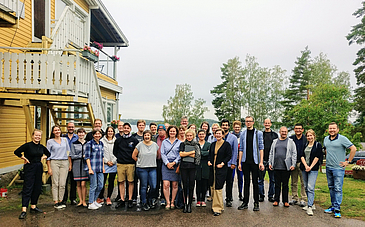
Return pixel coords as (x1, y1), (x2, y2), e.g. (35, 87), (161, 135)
(233, 120), (242, 127)
(32, 129), (42, 136)
(137, 119), (146, 126)
(305, 129), (316, 141)
(185, 129), (196, 138)
(211, 123), (220, 129)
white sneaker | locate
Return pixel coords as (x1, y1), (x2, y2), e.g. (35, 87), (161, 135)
(306, 207), (313, 216)
(94, 201), (102, 208)
(312, 204), (316, 210)
(61, 203), (66, 208)
(88, 203), (99, 210)
(302, 205), (308, 211)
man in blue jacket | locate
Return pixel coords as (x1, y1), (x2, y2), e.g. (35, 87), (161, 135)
(238, 116), (264, 211)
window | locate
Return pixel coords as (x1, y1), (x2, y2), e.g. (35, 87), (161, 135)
(107, 103), (113, 124)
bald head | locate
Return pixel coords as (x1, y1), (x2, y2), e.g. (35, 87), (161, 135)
(264, 118), (272, 131)
(279, 126), (288, 140)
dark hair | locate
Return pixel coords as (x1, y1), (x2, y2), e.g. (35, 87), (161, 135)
(197, 129), (206, 135)
(221, 119), (230, 126)
(105, 126), (115, 139)
(143, 130), (153, 140)
(76, 128), (86, 134)
(167, 125), (179, 138)
(200, 121), (210, 133)
(328, 122), (338, 128)
(215, 128), (224, 135)
(294, 123), (304, 129)
(149, 122), (157, 128)
(92, 129), (102, 136)
(94, 118), (102, 124)
(50, 125), (61, 139)
(123, 122), (132, 128)
(245, 116), (254, 121)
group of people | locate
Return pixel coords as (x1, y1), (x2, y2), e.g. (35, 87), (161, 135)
(14, 116), (357, 219)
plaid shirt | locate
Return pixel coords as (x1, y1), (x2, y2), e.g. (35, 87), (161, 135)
(84, 139), (104, 173)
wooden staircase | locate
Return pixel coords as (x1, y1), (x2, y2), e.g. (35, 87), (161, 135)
(49, 102), (95, 133)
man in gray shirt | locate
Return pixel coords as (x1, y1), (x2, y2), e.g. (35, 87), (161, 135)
(269, 127), (296, 207)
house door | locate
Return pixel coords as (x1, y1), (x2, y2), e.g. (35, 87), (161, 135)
(34, 0), (45, 41)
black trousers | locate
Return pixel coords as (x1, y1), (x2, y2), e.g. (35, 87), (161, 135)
(22, 162), (43, 207)
(274, 169), (291, 203)
(243, 162), (259, 204)
(180, 167), (196, 205)
(152, 159), (164, 199)
(196, 178), (208, 202)
(98, 172), (117, 199)
(63, 165), (77, 202)
(225, 167), (234, 201)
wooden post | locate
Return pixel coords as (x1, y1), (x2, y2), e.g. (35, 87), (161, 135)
(40, 106), (47, 145)
(22, 100), (34, 141)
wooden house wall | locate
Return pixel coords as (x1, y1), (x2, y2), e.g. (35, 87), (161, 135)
(100, 87), (116, 101)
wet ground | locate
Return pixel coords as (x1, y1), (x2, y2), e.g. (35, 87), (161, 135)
(1, 180), (364, 227)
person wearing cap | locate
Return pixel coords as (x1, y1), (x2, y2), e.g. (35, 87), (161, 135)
(154, 124), (167, 205)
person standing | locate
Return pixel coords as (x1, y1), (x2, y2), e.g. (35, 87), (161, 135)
(85, 129), (105, 210)
(180, 116), (189, 128)
(300, 129), (322, 216)
(208, 128), (232, 216)
(323, 122), (356, 218)
(113, 123), (140, 209)
(200, 121), (211, 141)
(289, 123), (307, 207)
(196, 129), (210, 207)
(207, 123), (219, 143)
(47, 125), (71, 209)
(132, 130), (159, 211)
(161, 125), (182, 210)
(269, 127), (296, 207)
(86, 119), (105, 141)
(149, 122), (158, 138)
(154, 124), (167, 206)
(179, 129), (201, 213)
(231, 120), (243, 201)
(15, 129), (50, 219)
(62, 122), (78, 206)
(98, 126), (117, 206)
(220, 119), (238, 207)
(69, 128), (89, 208)
(115, 120), (124, 139)
(238, 116), (264, 211)
(259, 118), (278, 202)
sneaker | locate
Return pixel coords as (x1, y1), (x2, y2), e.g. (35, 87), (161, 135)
(312, 204), (316, 210)
(160, 199), (166, 206)
(60, 202), (66, 208)
(106, 197), (112, 206)
(299, 200), (306, 207)
(94, 201), (102, 208)
(268, 197), (275, 202)
(96, 198), (104, 205)
(289, 200), (297, 205)
(306, 206), (313, 216)
(334, 211), (341, 218)
(132, 199), (137, 205)
(238, 202), (248, 210)
(201, 202), (207, 207)
(259, 197), (264, 202)
(302, 205), (308, 211)
(115, 200), (125, 209)
(324, 207), (334, 214)
(253, 203), (260, 211)
(88, 203), (99, 210)
(54, 203), (63, 209)
(19, 211), (27, 219)
(196, 201), (201, 207)
(128, 200), (134, 208)
(239, 195), (244, 201)
(142, 203), (150, 211)
(226, 200), (232, 207)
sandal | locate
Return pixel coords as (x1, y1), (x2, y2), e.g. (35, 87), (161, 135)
(165, 204), (171, 210)
(170, 204), (175, 210)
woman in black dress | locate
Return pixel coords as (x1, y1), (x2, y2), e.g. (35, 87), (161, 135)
(208, 128), (232, 216)
(195, 129), (210, 207)
(14, 129), (50, 219)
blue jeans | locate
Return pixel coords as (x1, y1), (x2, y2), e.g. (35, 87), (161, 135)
(258, 164), (275, 198)
(302, 170), (318, 207)
(89, 172), (104, 204)
(136, 167), (157, 204)
(326, 167), (345, 211)
(232, 161), (243, 195)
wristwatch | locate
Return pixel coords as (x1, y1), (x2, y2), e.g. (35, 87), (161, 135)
(346, 160), (350, 164)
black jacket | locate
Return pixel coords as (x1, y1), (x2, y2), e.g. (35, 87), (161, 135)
(208, 141), (232, 190)
(113, 136), (139, 164)
(299, 141), (323, 171)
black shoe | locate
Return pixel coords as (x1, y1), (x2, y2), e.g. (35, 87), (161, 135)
(71, 200), (77, 205)
(150, 198), (157, 209)
(115, 200), (125, 209)
(226, 200), (232, 207)
(253, 203), (260, 211)
(239, 194), (244, 201)
(268, 197), (275, 202)
(213, 212), (220, 216)
(142, 203), (150, 211)
(187, 204), (192, 213)
(19, 212), (27, 219)
(259, 197), (264, 202)
(128, 200), (134, 208)
(238, 202), (248, 210)
(183, 204), (188, 213)
(30, 207), (43, 213)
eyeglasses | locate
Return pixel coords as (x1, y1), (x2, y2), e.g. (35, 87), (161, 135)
(245, 121), (253, 123)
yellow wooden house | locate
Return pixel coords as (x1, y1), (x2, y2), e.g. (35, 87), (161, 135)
(0, 0), (128, 174)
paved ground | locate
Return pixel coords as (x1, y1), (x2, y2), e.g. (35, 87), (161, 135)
(1, 180), (364, 227)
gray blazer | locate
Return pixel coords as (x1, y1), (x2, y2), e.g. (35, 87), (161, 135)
(268, 138), (297, 171)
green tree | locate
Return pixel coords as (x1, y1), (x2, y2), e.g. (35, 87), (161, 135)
(162, 84), (208, 126)
(288, 83), (356, 143)
(211, 57), (245, 124)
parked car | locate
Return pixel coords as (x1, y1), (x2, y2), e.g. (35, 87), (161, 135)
(345, 151), (365, 164)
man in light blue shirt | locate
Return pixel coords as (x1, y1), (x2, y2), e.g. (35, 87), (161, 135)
(323, 122), (356, 218)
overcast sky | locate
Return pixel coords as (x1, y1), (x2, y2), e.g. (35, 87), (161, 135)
(103, 0), (361, 121)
